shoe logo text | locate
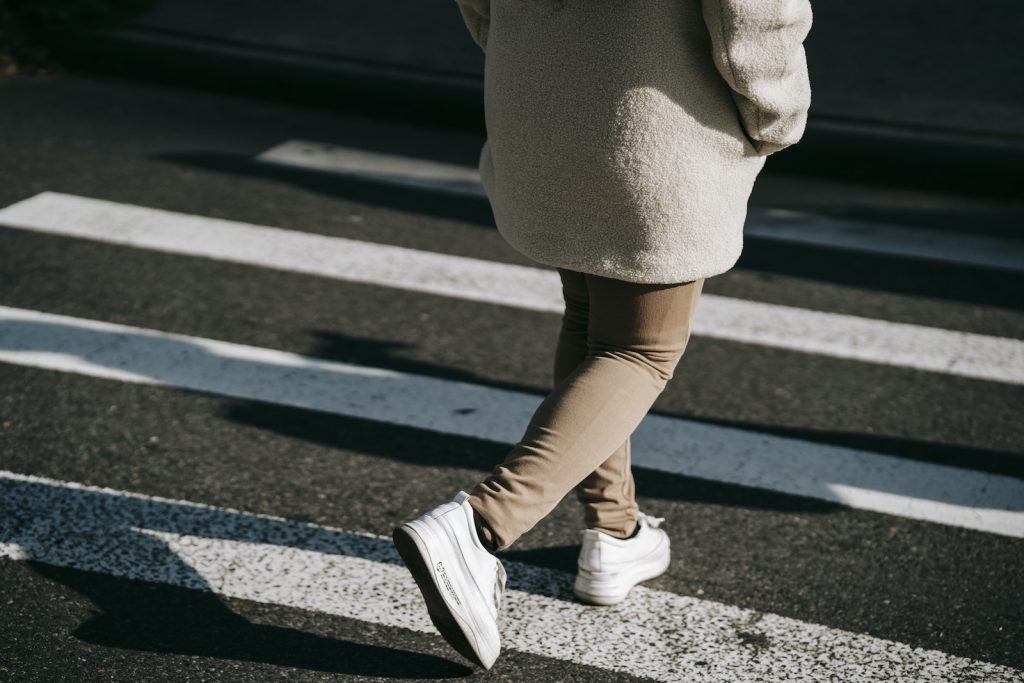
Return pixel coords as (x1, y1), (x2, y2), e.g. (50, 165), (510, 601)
(435, 561), (462, 606)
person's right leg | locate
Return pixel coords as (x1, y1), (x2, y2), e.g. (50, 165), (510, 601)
(469, 269), (704, 552)
(554, 267), (639, 540)
(393, 267), (702, 667)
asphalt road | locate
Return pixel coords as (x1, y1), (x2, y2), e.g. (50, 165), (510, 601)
(1, 73), (1022, 682)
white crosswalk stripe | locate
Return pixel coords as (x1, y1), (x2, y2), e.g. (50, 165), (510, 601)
(257, 139), (1024, 272)
(1, 182), (1022, 680)
(1, 191), (1021, 385)
(2, 304), (1021, 538)
(3, 471), (1019, 683)
(258, 139), (487, 198)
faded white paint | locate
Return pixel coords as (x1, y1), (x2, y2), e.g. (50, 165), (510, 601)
(259, 139), (1024, 272)
(1, 471), (1018, 683)
(0, 192), (1021, 384)
(750, 208), (1024, 272)
(258, 139), (487, 197)
(1, 305), (1021, 538)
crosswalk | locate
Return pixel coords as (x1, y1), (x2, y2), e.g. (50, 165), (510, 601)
(2, 304), (1021, 538)
(3, 471), (1019, 682)
(3, 192), (1021, 384)
(256, 140), (1024, 272)
(2, 139), (1023, 680)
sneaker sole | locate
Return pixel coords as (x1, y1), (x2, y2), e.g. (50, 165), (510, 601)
(392, 523), (492, 669)
(573, 540), (671, 606)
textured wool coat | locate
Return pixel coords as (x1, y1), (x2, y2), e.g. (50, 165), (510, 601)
(454, 0), (813, 284)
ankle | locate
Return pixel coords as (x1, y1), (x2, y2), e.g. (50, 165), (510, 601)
(592, 520), (640, 540)
(472, 508), (499, 554)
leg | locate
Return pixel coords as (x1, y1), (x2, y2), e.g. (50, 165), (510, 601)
(553, 268), (638, 540)
(469, 269), (704, 552)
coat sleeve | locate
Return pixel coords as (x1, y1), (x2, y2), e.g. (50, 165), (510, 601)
(454, 0), (491, 53)
(700, 0), (813, 155)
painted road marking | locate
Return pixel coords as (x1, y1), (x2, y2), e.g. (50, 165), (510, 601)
(1, 471), (1018, 683)
(1, 192), (1021, 384)
(1, 305), (1021, 538)
(746, 208), (1024, 272)
(257, 139), (486, 197)
(257, 139), (1024, 272)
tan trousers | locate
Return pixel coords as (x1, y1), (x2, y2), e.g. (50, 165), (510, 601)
(468, 267), (704, 552)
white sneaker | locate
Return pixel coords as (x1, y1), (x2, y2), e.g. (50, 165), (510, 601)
(393, 491), (507, 669)
(573, 511), (670, 606)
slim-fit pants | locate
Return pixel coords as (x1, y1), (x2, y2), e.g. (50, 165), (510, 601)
(468, 267), (705, 552)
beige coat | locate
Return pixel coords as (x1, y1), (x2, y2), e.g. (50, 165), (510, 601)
(455, 0), (813, 284)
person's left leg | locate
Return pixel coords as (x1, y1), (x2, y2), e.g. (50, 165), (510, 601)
(553, 267), (639, 540)
(468, 269), (704, 553)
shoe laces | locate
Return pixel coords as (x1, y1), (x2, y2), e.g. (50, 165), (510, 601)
(638, 511), (665, 529)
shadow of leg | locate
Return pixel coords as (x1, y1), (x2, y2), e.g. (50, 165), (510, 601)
(26, 561), (471, 679)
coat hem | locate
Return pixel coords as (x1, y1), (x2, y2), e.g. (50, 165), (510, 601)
(494, 221), (743, 285)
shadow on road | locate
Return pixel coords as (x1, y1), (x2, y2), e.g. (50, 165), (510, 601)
(2, 315), (1021, 518)
(154, 149), (497, 233)
(26, 561), (471, 679)
(153, 149), (1024, 311)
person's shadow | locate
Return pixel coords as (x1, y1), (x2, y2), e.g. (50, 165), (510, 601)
(4, 475), (471, 678)
(28, 561), (470, 679)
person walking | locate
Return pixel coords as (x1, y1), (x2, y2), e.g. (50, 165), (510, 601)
(393, 0), (813, 670)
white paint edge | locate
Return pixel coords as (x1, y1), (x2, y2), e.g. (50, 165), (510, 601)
(257, 139), (1024, 272)
(1, 305), (1021, 538)
(745, 209), (1024, 272)
(257, 139), (487, 198)
(0, 192), (1021, 385)
(1, 471), (1018, 682)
